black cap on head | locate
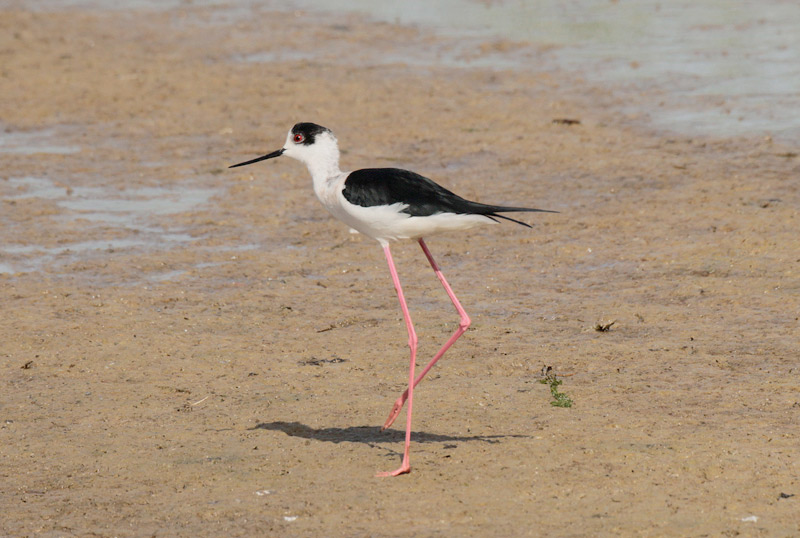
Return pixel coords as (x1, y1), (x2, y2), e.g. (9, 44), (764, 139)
(291, 122), (331, 145)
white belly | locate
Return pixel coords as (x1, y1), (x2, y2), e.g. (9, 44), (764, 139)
(334, 193), (494, 245)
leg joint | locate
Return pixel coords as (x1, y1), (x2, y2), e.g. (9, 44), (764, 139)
(408, 333), (418, 348)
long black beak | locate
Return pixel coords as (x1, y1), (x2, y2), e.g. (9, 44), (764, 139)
(229, 148), (284, 168)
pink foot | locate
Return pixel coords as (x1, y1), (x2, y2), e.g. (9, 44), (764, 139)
(381, 396), (406, 431)
(376, 461), (411, 477)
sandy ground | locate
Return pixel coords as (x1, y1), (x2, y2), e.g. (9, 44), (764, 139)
(1, 3), (799, 536)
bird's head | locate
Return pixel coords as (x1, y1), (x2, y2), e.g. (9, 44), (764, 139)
(229, 122), (339, 171)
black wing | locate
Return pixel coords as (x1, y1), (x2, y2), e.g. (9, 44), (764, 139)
(342, 168), (555, 227)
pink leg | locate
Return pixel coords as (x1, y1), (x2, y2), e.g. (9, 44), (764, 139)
(376, 244), (416, 477)
(382, 238), (472, 431)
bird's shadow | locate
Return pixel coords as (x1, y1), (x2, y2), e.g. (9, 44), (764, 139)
(250, 420), (529, 446)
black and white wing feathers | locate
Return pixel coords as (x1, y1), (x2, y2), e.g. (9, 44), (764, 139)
(342, 168), (554, 228)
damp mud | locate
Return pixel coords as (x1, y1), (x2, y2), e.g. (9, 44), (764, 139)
(1, 3), (798, 536)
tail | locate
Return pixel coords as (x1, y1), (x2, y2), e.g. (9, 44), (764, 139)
(469, 203), (558, 229)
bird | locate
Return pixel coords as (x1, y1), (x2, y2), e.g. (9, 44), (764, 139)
(230, 122), (555, 477)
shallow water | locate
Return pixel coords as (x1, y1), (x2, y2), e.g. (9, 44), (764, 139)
(286, 0), (800, 141)
(0, 176), (218, 274)
(0, 127), (81, 155)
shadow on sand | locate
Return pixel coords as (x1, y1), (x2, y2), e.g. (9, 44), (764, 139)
(251, 420), (529, 445)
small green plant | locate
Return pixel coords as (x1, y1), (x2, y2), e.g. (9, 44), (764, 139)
(540, 367), (573, 408)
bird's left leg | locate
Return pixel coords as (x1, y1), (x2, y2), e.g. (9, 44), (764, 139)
(382, 238), (471, 431)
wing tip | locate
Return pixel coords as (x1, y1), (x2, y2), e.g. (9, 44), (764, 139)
(490, 213), (533, 228)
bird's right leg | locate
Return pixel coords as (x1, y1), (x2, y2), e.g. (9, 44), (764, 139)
(376, 244), (416, 477)
(382, 238), (471, 431)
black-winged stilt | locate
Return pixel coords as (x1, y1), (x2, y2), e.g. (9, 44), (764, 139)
(230, 122), (555, 476)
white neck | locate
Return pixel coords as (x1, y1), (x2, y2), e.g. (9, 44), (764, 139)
(303, 144), (342, 185)
(282, 130), (345, 204)
(290, 134), (344, 200)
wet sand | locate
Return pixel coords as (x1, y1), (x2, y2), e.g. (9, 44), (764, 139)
(1, 3), (799, 536)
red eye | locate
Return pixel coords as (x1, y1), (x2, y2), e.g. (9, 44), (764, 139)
(293, 133), (304, 143)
